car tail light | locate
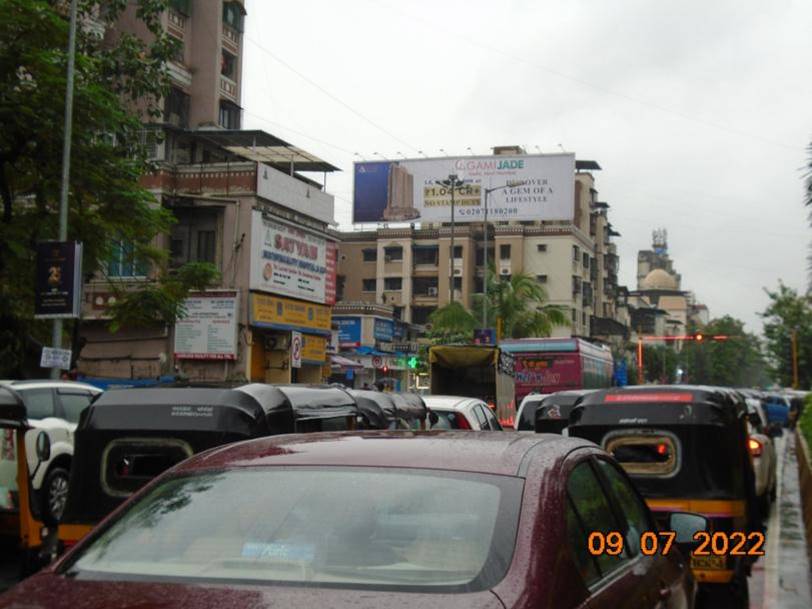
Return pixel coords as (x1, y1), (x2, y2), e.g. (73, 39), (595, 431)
(748, 438), (762, 457)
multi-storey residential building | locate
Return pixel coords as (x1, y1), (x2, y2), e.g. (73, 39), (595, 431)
(77, 2), (343, 384)
(336, 150), (627, 341)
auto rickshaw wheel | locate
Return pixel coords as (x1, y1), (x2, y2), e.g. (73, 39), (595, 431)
(41, 466), (70, 524)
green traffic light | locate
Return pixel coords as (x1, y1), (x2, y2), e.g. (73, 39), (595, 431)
(407, 356), (419, 369)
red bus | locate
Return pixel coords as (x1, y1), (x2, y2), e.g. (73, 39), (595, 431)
(500, 338), (613, 403)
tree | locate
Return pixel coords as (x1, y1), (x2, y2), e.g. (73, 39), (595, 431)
(427, 271), (568, 343)
(760, 283), (812, 388)
(806, 141), (811, 290)
(640, 345), (679, 384)
(679, 316), (770, 387)
(0, 0), (218, 376)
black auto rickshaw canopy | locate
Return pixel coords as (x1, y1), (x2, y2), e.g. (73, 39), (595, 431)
(564, 386), (757, 510)
(527, 389), (596, 433)
(269, 384), (360, 432)
(347, 390), (399, 429)
(390, 393), (428, 428)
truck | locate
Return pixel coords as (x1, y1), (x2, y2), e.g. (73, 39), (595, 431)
(428, 345), (516, 428)
(499, 338), (613, 403)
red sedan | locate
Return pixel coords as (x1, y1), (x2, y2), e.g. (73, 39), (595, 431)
(0, 431), (700, 608)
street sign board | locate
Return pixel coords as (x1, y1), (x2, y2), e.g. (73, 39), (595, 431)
(290, 331), (303, 368)
(34, 241), (83, 319)
(40, 347), (72, 370)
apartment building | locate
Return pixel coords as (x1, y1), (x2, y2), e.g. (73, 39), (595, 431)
(77, 2), (343, 383)
(336, 155), (627, 341)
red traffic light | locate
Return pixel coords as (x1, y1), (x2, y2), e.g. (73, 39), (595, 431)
(695, 333), (704, 342)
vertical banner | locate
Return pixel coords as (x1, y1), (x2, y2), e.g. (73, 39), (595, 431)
(34, 241), (83, 319)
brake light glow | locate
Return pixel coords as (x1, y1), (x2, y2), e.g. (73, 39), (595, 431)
(656, 443), (668, 456)
(748, 438), (763, 457)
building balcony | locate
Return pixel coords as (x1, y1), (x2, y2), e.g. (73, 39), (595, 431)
(222, 23), (241, 53)
(220, 75), (238, 102)
(167, 8), (186, 37)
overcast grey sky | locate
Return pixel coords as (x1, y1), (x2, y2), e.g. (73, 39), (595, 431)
(242, 0), (811, 333)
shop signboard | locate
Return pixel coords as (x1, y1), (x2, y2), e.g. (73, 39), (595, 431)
(302, 335), (327, 364)
(335, 316), (362, 347)
(174, 291), (239, 360)
(250, 292), (332, 336)
(373, 318), (394, 342)
(250, 211), (337, 305)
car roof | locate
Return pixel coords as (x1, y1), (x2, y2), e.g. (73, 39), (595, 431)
(422, 395), (482, 411)
(0, 380), (101, 392)
(176, 431), (592, 477)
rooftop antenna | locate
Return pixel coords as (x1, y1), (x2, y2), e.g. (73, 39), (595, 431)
(534, 145), (542, 154)
(417, 150), (428, 158)
(466, 146), (475, 155)
(373, 151), (390, 161)
(439, 148), (449, 157)
(557, 143), (566, 152)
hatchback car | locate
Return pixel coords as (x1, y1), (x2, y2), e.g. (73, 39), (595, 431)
(424, 395), (502, 430)
(744, 397), (776, 517)
(0, 380), (101, 522)
(0, 431), (702, 609)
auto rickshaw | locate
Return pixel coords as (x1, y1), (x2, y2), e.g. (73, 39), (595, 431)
(58, 384), (359, 551)
(557, 385), (759, 609)
(348, 390), (402, 429)
(0, 386), (58, 576)
(528, 389), (596, 434)
(390, 393), (429, 429)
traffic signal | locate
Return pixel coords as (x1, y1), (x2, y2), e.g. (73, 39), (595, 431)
(694, 333), (704, 342)
(407, 356), (419, 369)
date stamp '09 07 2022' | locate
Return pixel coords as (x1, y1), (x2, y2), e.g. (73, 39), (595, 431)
(587, 531), (765, 557)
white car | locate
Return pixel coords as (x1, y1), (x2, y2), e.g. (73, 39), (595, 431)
(745, 397), (777, 517)
(424, 396), (502, 430)
(515, 393), (551, 431)
(0, 380), (101, 523)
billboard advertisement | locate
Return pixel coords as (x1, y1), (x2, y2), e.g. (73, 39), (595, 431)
(174, 291), (239, 360)
(250, 211), (337, 305)
(335, 317), (362, 347)
(353, 153), (575, 224)
(34, 241), (83, 319)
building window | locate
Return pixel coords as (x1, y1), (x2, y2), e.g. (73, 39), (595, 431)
(412, 306), (434, 325)
(221, 50), (237, 80)
(362, 278), (377, 292)
(107, 241), (148, 278)
(413, 245), (438, 265)
(168, 34), (184, 63)
(196, 230), (216, 263)
(384, 277), (402, 291)
(452, 245), (463, 259)
(164, 87), (190, 128)
(362, 248), (377, 262)
(218, 100), (241, 129)
(500, 244), (511, 260)
(413, 276), (438, 296)
(536, 274), (548, 283)
(453, 277), (462, 290)
(474, 276), (484, 293)
(572, 245), (580, 262)
(393, 306), (403, 320)
(571, 308), (577, 323)
(536, 244), (547, 252)
(222, 1), (245, 32)
(582, 253), (590, 268)
(170, 0), (191, 15)
(384, 246), (403, 261)
(336, 275), (346, 301)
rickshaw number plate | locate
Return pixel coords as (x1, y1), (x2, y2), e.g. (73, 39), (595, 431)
(690, 554), (726, 570)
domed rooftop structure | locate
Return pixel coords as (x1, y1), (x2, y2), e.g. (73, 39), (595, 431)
(640, 268), (678, 291)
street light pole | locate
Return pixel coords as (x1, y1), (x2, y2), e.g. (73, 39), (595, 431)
(51, 0), (79, 379)
(436, 174), (464, 304)
(791, 328), (799, 389)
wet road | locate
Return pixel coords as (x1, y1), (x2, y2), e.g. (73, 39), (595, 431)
(749, 433), (812, 609)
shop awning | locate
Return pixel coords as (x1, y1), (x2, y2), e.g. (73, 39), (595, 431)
(331, 355), (363, 369)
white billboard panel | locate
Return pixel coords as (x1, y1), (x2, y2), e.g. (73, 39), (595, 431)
(174, 292), (239, 360)
(353, 153), (575, 224)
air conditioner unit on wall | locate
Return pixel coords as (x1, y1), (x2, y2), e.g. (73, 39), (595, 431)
(500, 267), (511, 275)
(454, 268), (463, 276)
(427, 287), (438, 296)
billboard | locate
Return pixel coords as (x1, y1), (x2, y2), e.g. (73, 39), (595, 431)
(353, 153), (575, 224)
(34, 241), (83, 319)
(335, 317), (361, 347)
(174, 291), (239, 360)
(250, 211), (337, 305)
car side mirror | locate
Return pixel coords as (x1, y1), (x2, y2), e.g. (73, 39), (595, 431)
(668, 511), (707, 553)
(428, 411), (439, 426)
(35, 431), (51, 463)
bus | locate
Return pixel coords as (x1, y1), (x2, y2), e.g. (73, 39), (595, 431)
(499, 338), (613, 403)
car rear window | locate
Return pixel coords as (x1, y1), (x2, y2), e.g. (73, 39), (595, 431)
(67, 467), (522, 592)
(604, 433), (679, 477)
(429, 409), (470, 429)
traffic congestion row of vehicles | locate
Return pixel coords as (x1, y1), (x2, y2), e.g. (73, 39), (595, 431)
(0, 375), (804, 608)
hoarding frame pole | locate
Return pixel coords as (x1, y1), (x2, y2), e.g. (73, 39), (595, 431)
(482, 188), (489, 328)
(450, 178), (455, 304)
(51, 0), (78, 380)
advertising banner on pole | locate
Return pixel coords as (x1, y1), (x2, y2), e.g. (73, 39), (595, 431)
(353, 153), (575, 224)
(34, 241), (83, 319)
(250, 211), (336, 305)
(174, 292), (239, 360)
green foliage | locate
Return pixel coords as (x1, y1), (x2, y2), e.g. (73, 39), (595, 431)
(679, 315), (769, 387)
(0, 0), (210, 376)
(427, 270), (568, 344)
(641, 345), (679, 384)
(800, 393), (812, 453)
(760, 282), (812, 388)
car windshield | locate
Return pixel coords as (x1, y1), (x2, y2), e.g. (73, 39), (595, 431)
(67, 467), (522, 592)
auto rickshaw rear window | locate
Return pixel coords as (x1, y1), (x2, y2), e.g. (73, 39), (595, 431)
(102, 439), (193, 497)
(604, 435), (678, 476)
